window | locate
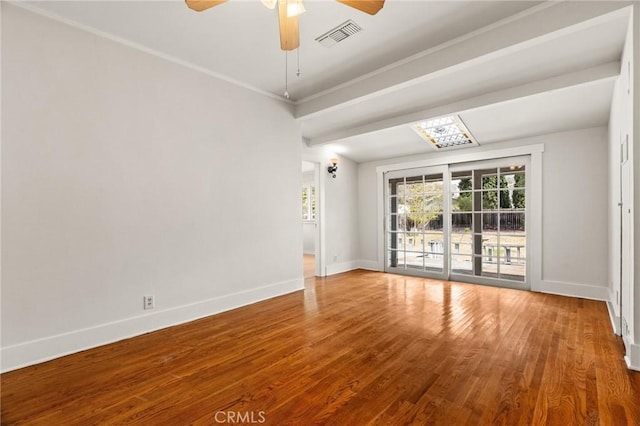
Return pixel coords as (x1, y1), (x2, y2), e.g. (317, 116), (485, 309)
(450, 163), (526, 282)
(302, 185), (316, 221)
(384, 157), (529, 288)
(387, 171), (445, 274)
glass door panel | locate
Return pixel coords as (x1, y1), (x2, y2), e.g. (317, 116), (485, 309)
(450, 158), (529, 287)
(385, 168), (447, 278)
(385, 158), (528, 288)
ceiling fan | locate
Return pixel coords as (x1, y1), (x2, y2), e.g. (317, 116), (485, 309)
(185, 0), (385, 51)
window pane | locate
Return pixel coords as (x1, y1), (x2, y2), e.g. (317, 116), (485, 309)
(389, 214), (409, 231)
(418, 214), (443, 231)
(480, 235), (498, 259)
(451, 241), (472, 256)
(424, 234), (444, 254)
(482, 213), (498, 232)
(423, 194), (443, 212)
(387, 234), (405, 257)
(399, 196), (415, 214)
(424, 253), (443, 272)
(452, 255), (473, 275)
(482, 190), (498, 211)
(302, 187), (309, 219)
(507, 171), (526, 188)
(447, 163), (527, 284)
(512, 187), (526, 210)
(405, 251), (424, 270)
(451, 192), (473, 212)
(388, 250), (406, 268)
(405, 180), (423, 197)
(500, 236), (526, 260)
(405, 233), (422, 252)
(499, 258), (525, 281)
(501, 212), (525, 232)
(480, 256), (498, 278)
(451, 213), (473, 231)
(424, 174), (443, 193)
(481, 171), (498, 189)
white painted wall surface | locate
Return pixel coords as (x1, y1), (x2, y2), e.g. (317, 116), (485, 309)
(357, 127), (609, 298)
(541, 128), (608, 287)
(1, 4), (303, 371)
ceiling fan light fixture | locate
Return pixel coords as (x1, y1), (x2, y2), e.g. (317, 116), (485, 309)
(185, 0), (384, 52)
(261, 0), (277, 9)
(286, 0), (306, 17)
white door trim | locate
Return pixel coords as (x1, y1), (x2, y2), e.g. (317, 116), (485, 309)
(375, 144), (544, 289)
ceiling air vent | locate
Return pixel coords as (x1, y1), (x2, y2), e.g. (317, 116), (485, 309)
(315, 20), (362, 48)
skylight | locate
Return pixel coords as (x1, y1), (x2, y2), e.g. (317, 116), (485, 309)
(410, 115), (478, 150)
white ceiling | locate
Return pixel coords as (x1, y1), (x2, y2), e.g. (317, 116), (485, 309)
(25, 0), (540, 100)
(20, 1), (631, 163)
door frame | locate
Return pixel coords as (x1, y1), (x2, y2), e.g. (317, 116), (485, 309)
(302, 157), (326, 277)
(448, 156), (531, 290)
(376, 143), (543, 290)
(383, 165), (450, 280)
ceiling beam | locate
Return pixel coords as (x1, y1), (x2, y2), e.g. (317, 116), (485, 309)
(305, 61), (620, 146)
(296, 2), (631, 120)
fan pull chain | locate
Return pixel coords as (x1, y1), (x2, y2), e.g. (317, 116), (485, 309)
(296, 48), (301, 77)
(284, 51), (290, 99)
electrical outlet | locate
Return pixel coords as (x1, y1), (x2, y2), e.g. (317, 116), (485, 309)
(144, 295), (155, 310)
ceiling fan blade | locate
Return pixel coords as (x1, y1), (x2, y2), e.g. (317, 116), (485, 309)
(277, 0), (300, 51)
(336, 0), (384, 15)
(185, 0), (228, 12)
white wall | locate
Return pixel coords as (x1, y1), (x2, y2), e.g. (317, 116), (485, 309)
(358, 127), (609, 298)
(1, 4), (303, 371)
(302, 171), (315, 254)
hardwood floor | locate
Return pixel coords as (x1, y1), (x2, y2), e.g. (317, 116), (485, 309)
(2, 270), (640, 425)
(304, 254), (315, 279)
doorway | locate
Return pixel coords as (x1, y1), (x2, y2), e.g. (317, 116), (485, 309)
(620, 133), (633, 343)
(302, 161), (319, 278)
(384, 156), (529, 290)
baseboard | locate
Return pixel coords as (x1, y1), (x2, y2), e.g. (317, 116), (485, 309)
(607, 300), (622, 335)
(325, 260), (359, 276)
(357, 260), (381, 271)
(538, 280), (608, 301)
(623, 338), (640, 372)
(1, 278), (304, 373)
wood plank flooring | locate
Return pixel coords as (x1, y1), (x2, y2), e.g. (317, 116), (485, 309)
(2, 270), (640, 425)
(304, 254), (315, 279)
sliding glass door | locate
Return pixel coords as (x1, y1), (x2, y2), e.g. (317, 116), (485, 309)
(385, 166), (448, 279)
(449, 158), (528, 288)
(385, 157), (529, 289)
